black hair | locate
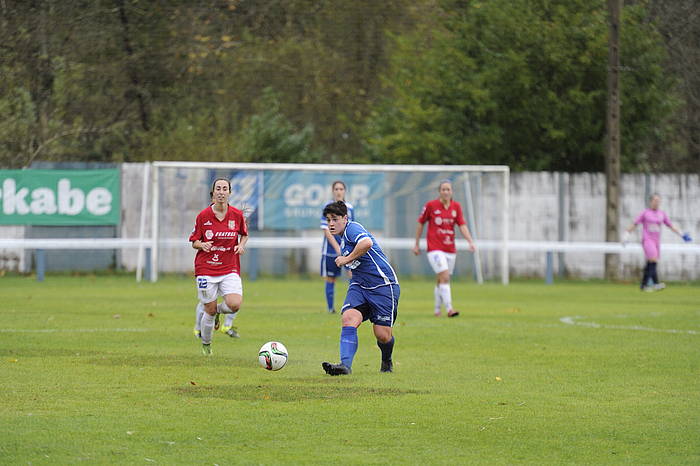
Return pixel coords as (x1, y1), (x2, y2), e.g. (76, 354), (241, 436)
(332, 180), (346, 190)
(323, 200), (347, 218)
(210, 177), (231, 198)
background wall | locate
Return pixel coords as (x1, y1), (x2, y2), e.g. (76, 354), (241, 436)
(2, 164), (698, 280)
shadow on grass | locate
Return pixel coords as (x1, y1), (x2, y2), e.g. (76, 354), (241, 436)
(175, 383), (423, 402)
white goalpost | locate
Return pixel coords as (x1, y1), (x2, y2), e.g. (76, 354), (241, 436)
(144, 162), (511, 284)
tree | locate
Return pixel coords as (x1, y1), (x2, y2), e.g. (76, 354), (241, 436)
(364, 0), (675, 171)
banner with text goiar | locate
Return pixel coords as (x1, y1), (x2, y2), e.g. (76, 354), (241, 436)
(0, 169), (120, 225)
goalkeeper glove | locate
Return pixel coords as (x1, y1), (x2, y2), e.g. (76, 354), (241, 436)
(622, 231), (630, 246)
(681, 233), (692, 242)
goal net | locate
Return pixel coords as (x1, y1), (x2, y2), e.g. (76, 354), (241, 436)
(143, 162), (510, 284)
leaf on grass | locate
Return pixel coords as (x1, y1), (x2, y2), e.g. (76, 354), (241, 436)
(190, 381), (197, 385)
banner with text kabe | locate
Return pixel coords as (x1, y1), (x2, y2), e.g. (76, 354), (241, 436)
(0, 170), (120, 225)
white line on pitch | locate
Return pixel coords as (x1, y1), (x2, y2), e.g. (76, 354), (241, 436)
(560, 316), (699, 335)
(0, 328), (149, 333)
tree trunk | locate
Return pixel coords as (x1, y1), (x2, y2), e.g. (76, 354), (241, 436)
(604, 0), (622, 280)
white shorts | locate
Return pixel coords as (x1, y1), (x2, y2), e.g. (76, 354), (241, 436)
(427, 250), (457, 275)
(196, 273), (243, 304)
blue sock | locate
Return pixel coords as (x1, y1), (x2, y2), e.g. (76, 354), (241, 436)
(339, 326), (358, 369)
(325, 282), (334, 311)
(377, 336), (395, 362)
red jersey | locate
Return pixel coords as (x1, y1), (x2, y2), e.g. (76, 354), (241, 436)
(189, 205), (248, 276)
(417, 199), (466, 253)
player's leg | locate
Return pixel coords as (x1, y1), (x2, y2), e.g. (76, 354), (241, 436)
(371, 283), (399, 373)
(427, 251), (449, 316)
(642, 240), (660, 291)
(322, 286), (364, 375)
(197, 275), (219, 354)
(193, 301), (204, 339)
(442, 253), (458, 317)
(219, 273), (243, 337)
(323, 255), (340, 313)
(433, 279), (442, 316)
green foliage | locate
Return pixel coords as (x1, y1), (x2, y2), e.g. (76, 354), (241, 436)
(0, 0), (691, 169)
(1, 276), (699, 463)
(237, 88), (322, 163)
(365, 0), (676, 171)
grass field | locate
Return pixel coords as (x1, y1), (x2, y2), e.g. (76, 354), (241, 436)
(1, 275), (699, 464)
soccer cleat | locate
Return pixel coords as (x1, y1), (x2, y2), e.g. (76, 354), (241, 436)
(201, 343), (212, 355)
(642, 286), (655, 292)
(654, 283), (666, 291)
(322, 362), (351, 376)
(434, 310), (442, 317)
(220, 325), (230, 334)
(214, 313), (220, 331)
(447, 310), (460, 318)
(328, 308), (336, 314)
(225, 327), (240, 338)
(193, 328), (201, 339)
(380, 359), (393, 373)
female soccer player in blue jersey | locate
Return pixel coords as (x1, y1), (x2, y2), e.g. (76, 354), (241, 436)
(321, 201), (399, 375)
(320, 181), (354, 313)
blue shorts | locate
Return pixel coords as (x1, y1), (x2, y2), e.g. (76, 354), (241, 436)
(321, 254), (341, 278)
(341, 283), (400, 327)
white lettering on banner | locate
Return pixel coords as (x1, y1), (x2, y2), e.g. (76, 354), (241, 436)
(86, 188), (112, 215)
(1, 179), (30, 215)
(31, 188), (57, 215)
(348, 185), (369, 207)
(285, 183), (372, 209)
(58, 179), (85, 215)
(0, 177), (114, 217)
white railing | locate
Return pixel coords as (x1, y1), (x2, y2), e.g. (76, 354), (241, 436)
(2, 238), (698, 282)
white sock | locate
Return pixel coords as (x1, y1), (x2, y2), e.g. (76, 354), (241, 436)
(438, 283), (452, 312)
(434, 286), (442, 313)
(224, 312), (237, 328)
(201, 313), (215, 345)
(194, 302), (204, 331)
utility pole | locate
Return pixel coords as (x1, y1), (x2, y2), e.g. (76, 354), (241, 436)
(604, 0), (622, 280)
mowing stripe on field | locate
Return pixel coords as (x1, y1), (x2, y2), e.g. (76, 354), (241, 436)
(0, 328), (149, 333)
(560, 316), (699, 335)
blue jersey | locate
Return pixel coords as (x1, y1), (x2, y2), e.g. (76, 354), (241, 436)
(321, 201), (354, 257)
(340, 221), (398, 289)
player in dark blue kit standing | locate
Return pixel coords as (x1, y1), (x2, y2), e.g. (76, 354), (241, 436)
(320, 181), (354, 313)
(321, 201), (399, 375)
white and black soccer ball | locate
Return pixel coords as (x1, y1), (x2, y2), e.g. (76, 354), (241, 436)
(258, 341), (288, 371)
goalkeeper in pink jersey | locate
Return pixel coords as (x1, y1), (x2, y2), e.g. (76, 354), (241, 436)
(623, 193), (691, 291)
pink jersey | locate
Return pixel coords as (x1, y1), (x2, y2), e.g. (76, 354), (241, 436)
(189, 205), (248, 276)
(634, 208), (671, 244)
(417, 199), (466, 253)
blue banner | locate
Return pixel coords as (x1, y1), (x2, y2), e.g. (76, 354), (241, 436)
(263, 172), (385, 230)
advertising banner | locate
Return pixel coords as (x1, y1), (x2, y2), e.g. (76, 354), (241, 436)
(262, 172), (385, 230)
(0, 169), (120, 225)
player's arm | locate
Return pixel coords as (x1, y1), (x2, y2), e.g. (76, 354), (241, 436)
(336, 237), (372, 267)
(323, 228), (342, 255)
(189, 216), (212, 252)
(458, 223), (476, 252)
(234, 235), (248, 255)
(192, 240), (213, 252)
(412, 222), (424, 255)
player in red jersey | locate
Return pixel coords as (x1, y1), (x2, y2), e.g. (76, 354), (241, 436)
(189, 178), (248, 355)
(412, 180), (476, 317)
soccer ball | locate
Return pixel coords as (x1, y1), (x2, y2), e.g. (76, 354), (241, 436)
(258, 341), (288, 371)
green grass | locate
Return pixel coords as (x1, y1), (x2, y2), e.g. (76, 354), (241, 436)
(1, 276), (698, 464)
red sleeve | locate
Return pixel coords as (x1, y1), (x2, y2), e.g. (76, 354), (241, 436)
(239, 210), (249, 236)
(188, 212), (203, 242)
(454, 202), (466, 226)
(417, 202), (430, 224)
